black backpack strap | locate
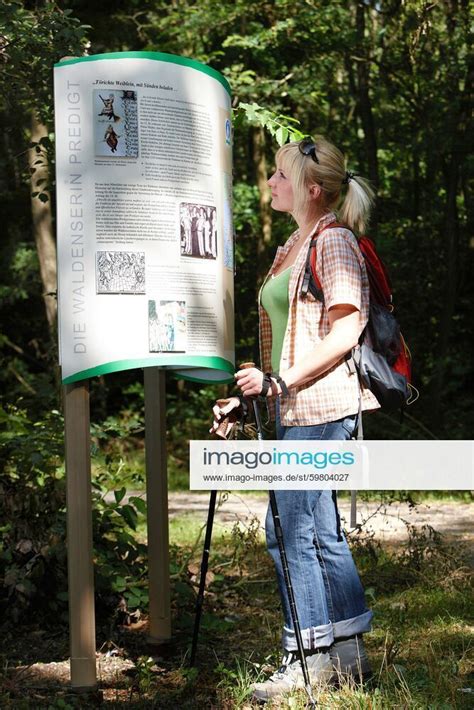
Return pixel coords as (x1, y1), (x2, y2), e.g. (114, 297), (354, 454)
(301, 237), (325, 302)
(300, 221), (347, 302)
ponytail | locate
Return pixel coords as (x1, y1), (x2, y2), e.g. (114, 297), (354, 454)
(339, 174), (375, 234)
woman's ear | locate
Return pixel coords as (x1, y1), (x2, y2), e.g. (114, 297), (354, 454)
(309, 183), (322, 200)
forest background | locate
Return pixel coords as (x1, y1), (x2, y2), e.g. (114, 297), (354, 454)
(0, 0), (472, 653)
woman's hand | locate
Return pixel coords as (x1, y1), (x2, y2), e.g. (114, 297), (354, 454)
(209, 396), (242, 437)
(234, 367), (265, 397)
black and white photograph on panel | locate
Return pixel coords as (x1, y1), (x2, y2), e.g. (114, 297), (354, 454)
(95, 251), (145, 294)
(179, 203), (217, 259)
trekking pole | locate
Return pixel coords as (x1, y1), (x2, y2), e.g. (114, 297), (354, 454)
(189, 489), (217, 666)
(268, 491), (316, 708)
(189, 396), (240, 665)
(242, 364), (317, 709)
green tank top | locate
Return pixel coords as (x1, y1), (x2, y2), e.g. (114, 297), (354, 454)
(260, 267), (292, 372)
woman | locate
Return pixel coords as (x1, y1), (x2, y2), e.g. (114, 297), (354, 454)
(182, 206), (192, 255)
(197, 207), (206, 257)
(212, 136), (379, 702)
(203, 207), (212, 257)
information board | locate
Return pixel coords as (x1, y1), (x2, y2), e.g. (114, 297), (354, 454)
(54, 52), (234, 384)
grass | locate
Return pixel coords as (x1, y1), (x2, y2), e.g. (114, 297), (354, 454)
(1, 504), (472, 708)
(165, 516), (472, 708)
(174, 506), (472, 707)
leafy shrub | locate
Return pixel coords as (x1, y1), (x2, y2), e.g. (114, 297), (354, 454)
(0, 403), (148, 623)
(0, 404), (66, 621)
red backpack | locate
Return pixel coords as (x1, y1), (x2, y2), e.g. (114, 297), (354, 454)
(301, 222), (415, 410)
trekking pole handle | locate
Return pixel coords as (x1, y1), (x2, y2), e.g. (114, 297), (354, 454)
(239, 362), (264, 440)
(214, 363), (256, 439)
(214, 398), (233, 439)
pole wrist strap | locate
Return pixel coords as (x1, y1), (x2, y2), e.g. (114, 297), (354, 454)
(260, 372), (290, 398)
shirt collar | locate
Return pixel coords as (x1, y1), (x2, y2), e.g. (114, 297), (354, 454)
(270, 211), (338, 272)
(306, 211), (337, 240)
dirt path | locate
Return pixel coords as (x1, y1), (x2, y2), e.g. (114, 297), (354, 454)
(168, 493), (474, 547)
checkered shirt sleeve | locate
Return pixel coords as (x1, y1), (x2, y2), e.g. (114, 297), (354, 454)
(318, 231), (363, 311)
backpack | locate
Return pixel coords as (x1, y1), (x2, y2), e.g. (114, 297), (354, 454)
(301, 221), (416, 412)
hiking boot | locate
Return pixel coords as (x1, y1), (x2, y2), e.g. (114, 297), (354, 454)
(251, 649), (332, 703)
(330, 634), (372, 685)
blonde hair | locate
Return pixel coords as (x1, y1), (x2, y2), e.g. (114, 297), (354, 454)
(276, 137), (375, 233)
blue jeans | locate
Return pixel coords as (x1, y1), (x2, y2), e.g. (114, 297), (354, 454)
(265, 406), (373, 651)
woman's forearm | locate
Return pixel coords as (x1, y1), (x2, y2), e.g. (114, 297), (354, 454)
(281, 333), (353, 389)
(235, 310), (361, 398)
(280, 311), (360, 391)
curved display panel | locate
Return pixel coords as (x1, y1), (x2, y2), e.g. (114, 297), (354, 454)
(54, 52), (234, 384)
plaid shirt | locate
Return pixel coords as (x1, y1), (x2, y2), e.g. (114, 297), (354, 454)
(259, 212), (380, 425)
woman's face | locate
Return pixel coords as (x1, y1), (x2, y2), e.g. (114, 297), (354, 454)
(267, 162), (294, 213)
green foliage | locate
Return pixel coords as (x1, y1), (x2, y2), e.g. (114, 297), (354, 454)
(91, 463), (148, 611)
(0, 404), (67, 620)
(0, 243), (38, 305)
(134, 655), (159, 695)
(234, 102), (305, 145)
(0, 1), (90, 124)
(0, 404), (149, 620)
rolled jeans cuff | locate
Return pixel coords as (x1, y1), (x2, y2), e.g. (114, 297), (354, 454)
(283, 622), (333, 652)
(332, 610), (373, 640)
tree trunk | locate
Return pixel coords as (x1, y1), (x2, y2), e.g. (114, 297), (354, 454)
(412, 140), (420, 219)
(355, 1), (379, 233)
(428, 153), (459, 429)
(428, 4), (472, 428)
(28, 113), (57, 335)
(355, 2), (378, 186)
(252, 126), (272, 283)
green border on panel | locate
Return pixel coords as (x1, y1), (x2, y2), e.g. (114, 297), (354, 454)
(62, 355), (235, 385)
(54, 51), (231, 97)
